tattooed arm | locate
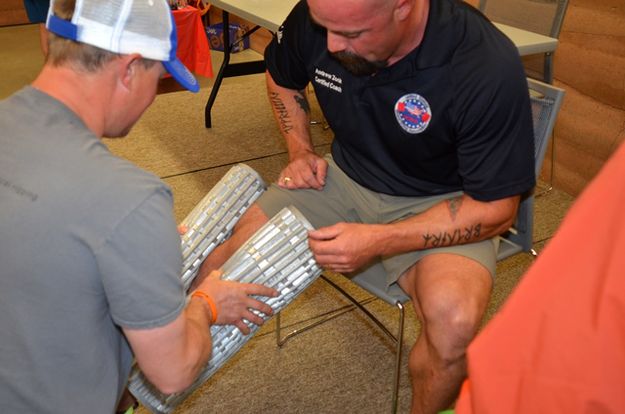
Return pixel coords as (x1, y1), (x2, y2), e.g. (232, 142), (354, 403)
(308, 194), (520, 274)
(266, 70), (327, 190)
(413, 194), (519, 249)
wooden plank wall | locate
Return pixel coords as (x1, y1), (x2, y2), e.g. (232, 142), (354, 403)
(551, 0), (625, 196)
(0, 0), (30, 26)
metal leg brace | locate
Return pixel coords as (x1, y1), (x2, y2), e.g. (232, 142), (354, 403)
(128, 205), (322, 413)
(179, 163), (266, 291)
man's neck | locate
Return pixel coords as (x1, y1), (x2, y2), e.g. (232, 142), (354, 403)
(388, 0), (430, 66)
(31, 64), (114, 138)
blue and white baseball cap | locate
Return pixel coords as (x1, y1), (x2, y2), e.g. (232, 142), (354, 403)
(46, 0), (200, 93)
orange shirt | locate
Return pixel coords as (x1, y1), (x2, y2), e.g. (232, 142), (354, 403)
(456, 141), (625, 414)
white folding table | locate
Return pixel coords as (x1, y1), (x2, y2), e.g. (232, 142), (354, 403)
(204, 0), (297, 127)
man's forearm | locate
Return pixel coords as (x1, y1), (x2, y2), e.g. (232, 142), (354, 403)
(266, 70), (314, 157)
(376, 194), (520, 255)
(182, 297), (214, 371)
(125, 300), (213, 395)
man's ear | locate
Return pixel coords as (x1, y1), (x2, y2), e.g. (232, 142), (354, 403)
(118, 53), (143, 91)
(395, 0), (413, 21)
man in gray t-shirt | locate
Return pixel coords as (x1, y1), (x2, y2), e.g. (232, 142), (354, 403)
(0, 1), (275, 413)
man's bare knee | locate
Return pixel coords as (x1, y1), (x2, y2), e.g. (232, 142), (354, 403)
(401, 254), (492, 363)
(423, 295), (483, 362)
(233, 204), (270, 234)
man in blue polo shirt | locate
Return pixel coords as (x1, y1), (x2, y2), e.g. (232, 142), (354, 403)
(199, 0), (535, 412)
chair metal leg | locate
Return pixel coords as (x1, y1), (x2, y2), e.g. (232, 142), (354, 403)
(536, 130), (555, 198)
(320, 275), (399, 341)
(536, 53), (556, 197)
(275, 273), (406, 413)
(544, 134), (556, 194)
(276, 275), (378, 347)
(530, 248), (539, 257)
(276, 303), (364, 346)
(391, 301), (405, 414)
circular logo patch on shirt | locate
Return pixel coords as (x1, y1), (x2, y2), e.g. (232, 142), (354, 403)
(394, 93), (432, 134)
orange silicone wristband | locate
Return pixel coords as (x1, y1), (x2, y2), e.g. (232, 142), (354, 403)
(191, 290), (218, 324)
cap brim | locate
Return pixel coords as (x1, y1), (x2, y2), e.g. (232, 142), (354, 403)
(163, 59), (200, 93)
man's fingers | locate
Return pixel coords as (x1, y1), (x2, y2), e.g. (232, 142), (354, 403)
(245, 298), (274, 317)
(313, 253), (338, 266)
(308, 224), (341, 240)
(244, 311), (266, 327)
(234, 320), (251, 335)
(301, 171), (323, 189)
(245, 283), (278, 298)
(314, 161), (328, 186)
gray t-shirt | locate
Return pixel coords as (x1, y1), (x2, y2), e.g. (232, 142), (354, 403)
(0, 87), (186, 413)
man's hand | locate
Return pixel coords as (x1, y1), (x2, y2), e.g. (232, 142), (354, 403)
(195, 270), (278, 334)
(308, 222), (381, 273)
(278, 151), (328, 190)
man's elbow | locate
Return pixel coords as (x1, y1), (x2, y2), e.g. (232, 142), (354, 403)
(493, 195), (521, 233)
(155, 380), (192, 396)
(148, 363), (202, 395)
(126, 314), (213, 395)
(142, 344), (211, 395)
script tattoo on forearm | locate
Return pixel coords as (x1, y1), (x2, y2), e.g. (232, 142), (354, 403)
(422, 223), (482, 248)
(446, 196), (463, 221)
(269, 92), (293, 134)
(294, 90), (311, 114)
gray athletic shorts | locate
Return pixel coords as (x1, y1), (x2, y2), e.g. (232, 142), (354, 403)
(257, 155), (498, 288)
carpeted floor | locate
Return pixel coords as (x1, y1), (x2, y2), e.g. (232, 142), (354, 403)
(1, 23), (575, 414)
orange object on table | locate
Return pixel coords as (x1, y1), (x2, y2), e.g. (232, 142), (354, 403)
(172, 6), (213, 78)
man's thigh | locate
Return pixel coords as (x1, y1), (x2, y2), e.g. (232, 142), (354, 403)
(383, 238), (499, 288)
(256, 156), (363, 229)
(257, 155), (498, 291)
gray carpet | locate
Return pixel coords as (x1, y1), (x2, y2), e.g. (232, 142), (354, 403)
(1, 23), (575, 414)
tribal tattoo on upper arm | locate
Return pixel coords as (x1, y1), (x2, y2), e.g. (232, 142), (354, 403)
(294, 90), (311, 114)
(269, 92), (293, 134)
(421, 196), (482, 248)
(446, 196), (463, 221)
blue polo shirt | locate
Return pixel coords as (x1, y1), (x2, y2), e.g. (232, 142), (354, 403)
(265, 0), (535, 202)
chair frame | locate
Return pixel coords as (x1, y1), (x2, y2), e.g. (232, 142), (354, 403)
(479, 0), (569, 81)
(479, 0), (569, 193)
(276, 78), (565, 414)
(479, 0), (569, 37)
